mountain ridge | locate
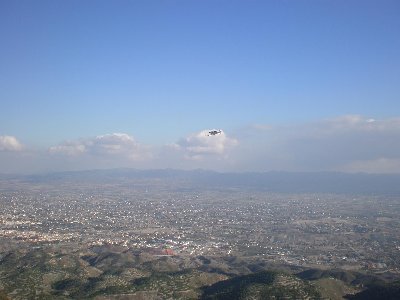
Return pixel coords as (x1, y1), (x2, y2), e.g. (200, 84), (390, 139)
(1, 168), (400, 195)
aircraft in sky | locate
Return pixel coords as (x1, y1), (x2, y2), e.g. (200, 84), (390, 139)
(207, 130), (222, 136)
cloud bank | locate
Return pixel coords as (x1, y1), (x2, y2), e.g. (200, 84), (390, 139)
(174, 129), (238, 160)
(1, 116), (400, 174)
(49, 133), (150, 161)
(234, 115), (400, 173)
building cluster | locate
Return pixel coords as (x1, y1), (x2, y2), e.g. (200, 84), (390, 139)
(1, 185), (399, 273)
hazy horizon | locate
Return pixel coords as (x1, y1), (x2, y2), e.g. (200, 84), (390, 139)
(3, 166), (400, 177)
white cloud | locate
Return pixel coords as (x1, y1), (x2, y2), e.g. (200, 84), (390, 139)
(174, 129), (238, 159)
(49, 142), (86, 156)
(316, 115), (400, 133)
(0, 135), (23, 151)
(49, 133), (150, 161)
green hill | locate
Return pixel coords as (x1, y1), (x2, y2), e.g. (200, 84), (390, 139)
(201, 271), (321, 300)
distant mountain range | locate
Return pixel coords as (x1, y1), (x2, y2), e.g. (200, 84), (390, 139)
(1, 168), (400, 195)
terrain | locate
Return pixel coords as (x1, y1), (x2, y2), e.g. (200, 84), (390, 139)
(1, 169), (400, 299)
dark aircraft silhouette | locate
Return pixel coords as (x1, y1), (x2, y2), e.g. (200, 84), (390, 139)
(207, 130), (222, 136)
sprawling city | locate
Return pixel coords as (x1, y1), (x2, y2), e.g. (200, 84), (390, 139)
(1, 170), (400, 299)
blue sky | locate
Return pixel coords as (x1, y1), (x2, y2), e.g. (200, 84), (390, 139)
(1, 1), (400, 173)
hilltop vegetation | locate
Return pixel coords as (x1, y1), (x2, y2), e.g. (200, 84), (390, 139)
(201, 271), (320, 299)
(1, 242), (400, 299)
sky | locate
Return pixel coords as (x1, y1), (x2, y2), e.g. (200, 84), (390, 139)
(1, 0), (400, 174)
